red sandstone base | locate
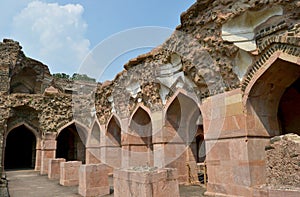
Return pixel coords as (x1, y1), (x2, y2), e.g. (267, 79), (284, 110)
(60, 161), (82, 186)
(114, 167), (179, 197)
(78, 164), (110, 197)
(48, 158), (66, 180)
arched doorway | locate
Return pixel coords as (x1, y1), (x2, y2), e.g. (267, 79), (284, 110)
(107, 116), (121, 146)
(278, 78), (300, 135)
(244, 56), (300, 188)
(247, 58), (300, 137)
(165, 92), (203, 183)
(127, 106), (153, 166)
(56, 123), (86, 164)
(5, 125), (36, 169)
(129, 107), (152, 149)
(102, 116), (122, 169)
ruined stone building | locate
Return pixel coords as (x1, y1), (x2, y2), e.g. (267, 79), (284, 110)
(0, 0), (299, 196)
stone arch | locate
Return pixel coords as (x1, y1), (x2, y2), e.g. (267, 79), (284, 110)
(243, 52), (300, 137)
(85, 119), (101, 164)
(56, 120), (88, 163)
(164, 90), (201, 143)
(129, 104), (153, 147)
(88, 120), (101, 146)
(10, 67), (40, 94)
(4, 123), (39, 169)
(7, 105), (40, 133)
(163, 90), (203, 183)
(125, 104), (153, 166)
(106, 114), (122, 146)
(57, 120), (89, 142)
(5, 121), (40, 140)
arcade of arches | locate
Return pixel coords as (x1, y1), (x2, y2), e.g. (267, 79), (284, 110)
(0, 1), (299, 196)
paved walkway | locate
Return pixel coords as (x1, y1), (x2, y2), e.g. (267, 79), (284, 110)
(6, 169), (206, 197)
(6, 170), (80, 197)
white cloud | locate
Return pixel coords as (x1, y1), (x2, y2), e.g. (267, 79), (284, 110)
(11, 1), (90, 74)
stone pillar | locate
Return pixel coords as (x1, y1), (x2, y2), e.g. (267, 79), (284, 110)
(85, 147), (100, 164)
(60, 161), (82, 186)
(78, 164), (109, 197)
(203, 89), (269, 197)
(153, 111), (190, 183)
(100, 146), (121, 174)
(114, 167), (179, 197)
(34, 139), (42, 171)
(120, 118), (130, 169)
(151, 111), (164, 168)
(48, 158), (66, 180)
(40, 132), (56, 175)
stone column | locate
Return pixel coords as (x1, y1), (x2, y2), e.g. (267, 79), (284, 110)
(120, 118), (130, 169)
(151, 111), (164, 168)
(203, 89), (269, 197)
(34, 139), (42, 171)
(40, 132), (56, 175)
(153, 111), (190, 184)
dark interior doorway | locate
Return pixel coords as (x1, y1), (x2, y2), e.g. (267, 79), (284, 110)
(278, 77), (300, 135)
(5, 125), (36, 169)
(56, 124), (86, 163)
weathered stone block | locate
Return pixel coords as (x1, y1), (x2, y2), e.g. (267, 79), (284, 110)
(78, 164), (109, 197)
(48, 158), (66, 180)
(60, 161), (82, 186)
(114, 168), (179, 197)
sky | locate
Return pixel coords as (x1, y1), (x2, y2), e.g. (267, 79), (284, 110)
(0, 0), (196, 82)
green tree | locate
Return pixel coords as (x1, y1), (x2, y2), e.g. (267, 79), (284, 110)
(71, 73), (96, 82)
(53, 73), (70, 79)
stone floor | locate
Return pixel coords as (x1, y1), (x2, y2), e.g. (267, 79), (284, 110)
(6, 169), (206, 197)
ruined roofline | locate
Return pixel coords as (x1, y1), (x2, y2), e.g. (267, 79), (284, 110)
(0, 38), (51, 75)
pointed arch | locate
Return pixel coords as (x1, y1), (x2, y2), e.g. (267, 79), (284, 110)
(163, 89), (203, 183)
(10, 67), (39, 94)
(56, 120), (88, 163)
(129, 104), (153, 147)
(4, 124), (38, 169)
(164, 90), (201, 142)
(164, 88), (199, 111)
(6, 121), (40, 140)
(129, 103), (152, 123)
(243, 51), (300, 97)
(243, 52), (300, 136)
(88, 119), (101, 146)
(106, 114), (122, 146)
(57, 120), (89, 143)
